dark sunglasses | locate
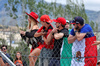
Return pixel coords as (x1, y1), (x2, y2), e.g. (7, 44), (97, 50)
(97, 62), (100, 65)
(2, 48), (6, 50)
(73, 24), (75, 26)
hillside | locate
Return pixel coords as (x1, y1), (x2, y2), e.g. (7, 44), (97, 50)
(85, 10), (100, 29)
(0, 0), (100, 29)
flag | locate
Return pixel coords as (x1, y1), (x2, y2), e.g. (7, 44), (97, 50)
(60, 37), (73, 66)
(71, 36), (97, 66)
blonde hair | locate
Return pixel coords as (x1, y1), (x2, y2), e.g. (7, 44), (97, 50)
(27, 16), (37, 32)
(26, 16), (38, 45)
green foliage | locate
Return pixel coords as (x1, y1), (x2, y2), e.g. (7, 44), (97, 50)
(90, 21), (94, 30)
(0, 38), (6, 45)
(90, 21), (98, 31)
(12, 5), (17, 12)
(95, 22), (98, 31)
(89, 21), (98, 32)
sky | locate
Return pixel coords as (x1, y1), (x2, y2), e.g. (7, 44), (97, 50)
(44, 0), (100, 11)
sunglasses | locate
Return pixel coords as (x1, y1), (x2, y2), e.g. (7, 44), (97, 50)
(2, 48), (6, 50)
(97, 62), (100, 65)
(73, 24), (75, 26)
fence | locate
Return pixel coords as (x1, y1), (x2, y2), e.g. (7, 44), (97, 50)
(0, 28), (100, 66)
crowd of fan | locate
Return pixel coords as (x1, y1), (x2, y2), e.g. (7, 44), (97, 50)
(0, 11), (100, 66)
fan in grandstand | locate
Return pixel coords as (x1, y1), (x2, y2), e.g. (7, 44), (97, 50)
(60, 20), (73, 66)
(20, 12), (42, 66)
(68, 16), (97, 66)
(47, 17), (69, 66)
(34, 15), (54, 66)
(14, 52), (23, 66)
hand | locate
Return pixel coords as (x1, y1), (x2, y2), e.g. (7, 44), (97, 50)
(40, 31), (47, 36)
(20, 30), (26, 36)
(74, 28), (79, 32)
(42, 32), (47, 37)
(92, 41), (100, 45)
(51, 28), (58, 33)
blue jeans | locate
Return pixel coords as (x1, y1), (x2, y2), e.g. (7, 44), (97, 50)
(49, 58), (60, 66)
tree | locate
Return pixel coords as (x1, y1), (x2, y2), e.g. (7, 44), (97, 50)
(90, 21), (98, 31)
(0, 38), (6, 45)
(90, 21), (95, 30)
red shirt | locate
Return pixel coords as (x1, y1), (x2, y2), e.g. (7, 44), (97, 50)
(37, 24), (54, 49)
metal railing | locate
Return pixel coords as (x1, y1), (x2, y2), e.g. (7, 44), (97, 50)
(0, 50), (16, 66)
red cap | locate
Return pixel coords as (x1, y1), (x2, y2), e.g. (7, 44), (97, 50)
(40, 15), (52, 23)
(25, 12), (39, 23)
(53, 17), (66, 25)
